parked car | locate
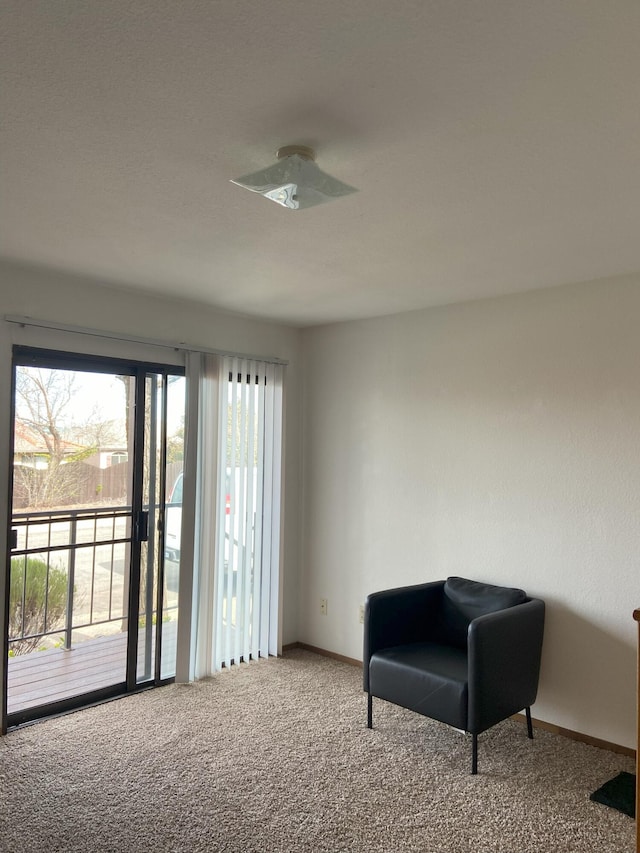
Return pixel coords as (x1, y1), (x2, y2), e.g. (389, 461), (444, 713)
(164, 472), (183, 562)
(163, 471), (234, 563)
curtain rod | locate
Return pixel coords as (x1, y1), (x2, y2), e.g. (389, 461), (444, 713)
(3, 314), (289, 366)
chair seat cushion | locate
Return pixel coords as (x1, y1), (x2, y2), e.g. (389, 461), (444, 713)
(369, 642), (468, 730)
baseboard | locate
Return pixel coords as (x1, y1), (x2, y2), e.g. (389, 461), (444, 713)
(511, 712), (636, 759)
(284, 642), (636, 759)
(283, 642), (362, 669)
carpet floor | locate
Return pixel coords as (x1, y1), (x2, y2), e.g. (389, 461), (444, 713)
(0, 648), (635, 853)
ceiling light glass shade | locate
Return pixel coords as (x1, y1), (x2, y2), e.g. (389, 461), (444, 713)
(231, 147), (357, 210)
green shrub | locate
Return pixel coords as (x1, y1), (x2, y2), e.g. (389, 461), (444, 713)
(9, 556), (68, 656)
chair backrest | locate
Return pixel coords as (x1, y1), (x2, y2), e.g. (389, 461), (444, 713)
(438, 576), (527, 649)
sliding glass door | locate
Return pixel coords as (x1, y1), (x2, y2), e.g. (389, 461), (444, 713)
(5, 348), (185, 727)
(136, 371), (185, 684)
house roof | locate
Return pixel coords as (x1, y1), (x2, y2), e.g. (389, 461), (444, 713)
(13, 421), (86, 457)
(2, 1), (640, 327)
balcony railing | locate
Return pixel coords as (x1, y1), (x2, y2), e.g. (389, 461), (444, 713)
(9, 505), (170, 654)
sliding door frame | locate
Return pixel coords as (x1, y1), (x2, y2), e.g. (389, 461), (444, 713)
(3, 346), (184, 731)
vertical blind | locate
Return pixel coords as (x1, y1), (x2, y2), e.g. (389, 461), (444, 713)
(214, 357), (283, 668)
(192, 355), (283, 674)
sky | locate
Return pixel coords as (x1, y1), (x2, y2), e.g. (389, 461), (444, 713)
(16, 367), (185, 442)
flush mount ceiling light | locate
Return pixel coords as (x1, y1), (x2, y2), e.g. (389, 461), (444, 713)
(230, 145), (357, 210)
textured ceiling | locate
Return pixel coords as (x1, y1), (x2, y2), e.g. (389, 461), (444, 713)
(2, 1), (640, 326)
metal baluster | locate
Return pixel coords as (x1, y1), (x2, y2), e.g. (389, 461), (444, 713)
(90, 513), (98, 626)
(65, 513), (77, 650)
(43, 512), (52, 640)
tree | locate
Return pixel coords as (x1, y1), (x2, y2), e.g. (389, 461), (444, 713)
(16, 367), (74, 465)
(13, 366), (124, 509)
(167, 421), (184, 463)
(14, 367), (87, 508)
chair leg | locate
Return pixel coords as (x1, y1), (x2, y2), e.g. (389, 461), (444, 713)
(525, 706), (533, 739)
(471, 733), (478, 775)
(367, 693), (373, 729)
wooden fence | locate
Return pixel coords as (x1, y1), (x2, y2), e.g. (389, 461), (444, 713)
(12, 461), (184, 510)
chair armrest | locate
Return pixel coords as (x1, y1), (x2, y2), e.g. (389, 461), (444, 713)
(467, 597), (545, 733)
(363, 580), (445, 691)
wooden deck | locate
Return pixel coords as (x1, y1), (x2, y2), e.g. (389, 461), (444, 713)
(7, 622), (177, 716)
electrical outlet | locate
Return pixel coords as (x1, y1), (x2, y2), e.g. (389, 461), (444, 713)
(359, 604), (365, 624)
(320, 598), (328, 616)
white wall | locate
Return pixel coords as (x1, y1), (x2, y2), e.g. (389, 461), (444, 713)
(3, 260), (639, 749)
(300, 275), (640, 749)
(0, 259), (302, 692)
